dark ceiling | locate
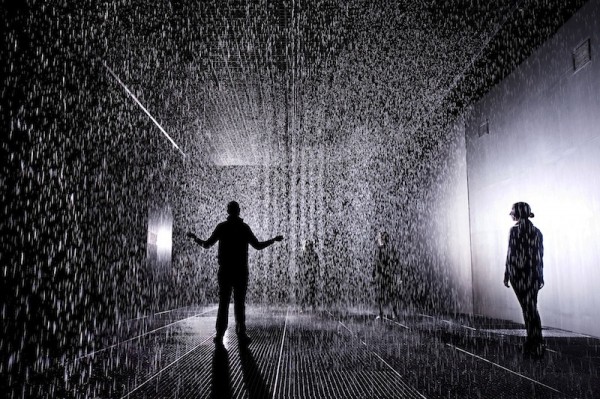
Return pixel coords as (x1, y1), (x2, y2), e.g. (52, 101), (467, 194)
(4, 0), (589, 165)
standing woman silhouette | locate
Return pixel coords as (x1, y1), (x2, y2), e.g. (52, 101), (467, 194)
(504, 202), (545, 357)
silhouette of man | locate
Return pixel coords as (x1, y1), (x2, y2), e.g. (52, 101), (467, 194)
(187, 201), (283, 345)
(373, 231), (398, 320)
(503, 202), (545, 357)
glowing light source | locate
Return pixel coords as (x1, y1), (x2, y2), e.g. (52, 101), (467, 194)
(155, 226), (172, 258)
(147, 206), (173, 266)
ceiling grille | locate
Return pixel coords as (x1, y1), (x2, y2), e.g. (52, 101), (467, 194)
(573, 38), (591, 73)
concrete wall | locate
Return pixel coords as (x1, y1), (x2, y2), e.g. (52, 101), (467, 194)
(466, 0), (600, 336)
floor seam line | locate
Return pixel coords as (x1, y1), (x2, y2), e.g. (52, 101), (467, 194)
(71, 306), (219, 362)
(120, 333), (216, 398)
(272, 306), (289, 399)
(446, 343), (562, 393)
(334, 316), (427, 399)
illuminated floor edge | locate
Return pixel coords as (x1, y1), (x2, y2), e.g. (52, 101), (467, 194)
(480, 328), (593, 338)
(22, 306), (600, 398)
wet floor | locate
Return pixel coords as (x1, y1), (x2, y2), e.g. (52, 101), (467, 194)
(12, 306), (599, 399)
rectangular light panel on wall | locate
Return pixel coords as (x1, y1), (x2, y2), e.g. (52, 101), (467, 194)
(147, 206), (173, 268)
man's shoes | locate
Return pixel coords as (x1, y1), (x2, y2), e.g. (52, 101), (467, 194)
(236, 325), (252, 345)
(238, 333), (252, 346)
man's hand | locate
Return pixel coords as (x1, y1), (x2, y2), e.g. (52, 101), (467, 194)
(186, 232), (197, 240)
(503, 279), (510, 288)
(187, 232), (205, 246)
(274, 235), (284, 242)
(538, 280), (544, 290)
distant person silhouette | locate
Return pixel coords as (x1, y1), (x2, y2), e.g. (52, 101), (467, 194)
(297, 240), (319, 311)
(187, 201), (283, 345)
(503, 202), (545, 357)
(373, 231), (398, 320)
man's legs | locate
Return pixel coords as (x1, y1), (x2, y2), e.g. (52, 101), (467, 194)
(233, 275), (249, 337)
(377, 285), (384, 319)
(216, 274), (233, 339)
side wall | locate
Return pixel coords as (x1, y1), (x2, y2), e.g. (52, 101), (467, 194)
(466, 0), (600, 336)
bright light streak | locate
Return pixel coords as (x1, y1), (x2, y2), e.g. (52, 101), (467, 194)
(103, 62), (186, 157)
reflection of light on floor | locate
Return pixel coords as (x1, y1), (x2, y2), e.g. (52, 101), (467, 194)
(183, 316), (219, 337)
(222, 331), (232, 350)
(482, 329), (591, 338)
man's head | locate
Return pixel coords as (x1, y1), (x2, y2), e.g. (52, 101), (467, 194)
(227, 201), (240, 216)
(377, 231), (389, 247)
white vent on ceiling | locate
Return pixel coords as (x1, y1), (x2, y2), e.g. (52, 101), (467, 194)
(478, 119), (489, 137)
(573, 38), (591, 73)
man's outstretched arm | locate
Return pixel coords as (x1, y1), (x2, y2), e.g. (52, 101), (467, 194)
(249, 231), (284, 250)
(186, 232), (206, 247)
(203, 227), (220, 248)
(187, 227), (220, 249)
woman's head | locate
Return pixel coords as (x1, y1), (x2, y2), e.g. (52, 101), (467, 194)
(510, 202), (534, 220)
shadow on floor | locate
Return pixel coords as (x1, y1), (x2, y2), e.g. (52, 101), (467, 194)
(212, 340), (272, 399)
